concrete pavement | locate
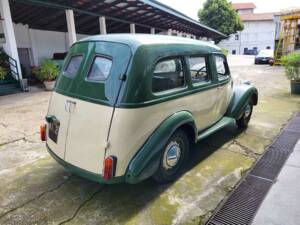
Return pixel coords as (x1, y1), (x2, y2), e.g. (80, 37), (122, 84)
(253, 140), (300, 225)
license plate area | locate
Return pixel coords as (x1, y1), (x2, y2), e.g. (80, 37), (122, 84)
(49, 120), (60, 143)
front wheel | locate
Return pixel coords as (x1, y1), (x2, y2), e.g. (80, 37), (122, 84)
(152, 130), (189, 183)
(236, 100), (253, 128)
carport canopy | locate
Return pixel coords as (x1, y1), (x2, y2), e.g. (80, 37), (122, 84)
(9, 0), (226, 39)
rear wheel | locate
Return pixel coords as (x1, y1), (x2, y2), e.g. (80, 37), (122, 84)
(236, 100), (253, 128)
(152, 130), (189, 183)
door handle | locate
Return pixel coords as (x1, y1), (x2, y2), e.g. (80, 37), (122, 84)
(65, 100), (76, 113)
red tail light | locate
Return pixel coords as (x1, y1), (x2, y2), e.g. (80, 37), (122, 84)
(40, 124), (46, 141)
(103, 156), (117, 181)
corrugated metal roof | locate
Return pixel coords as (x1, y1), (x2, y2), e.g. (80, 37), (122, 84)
(10, 0), (227, 39)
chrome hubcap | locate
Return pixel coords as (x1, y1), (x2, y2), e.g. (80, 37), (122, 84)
(244, 104), (251, 118)
(163, 141), (181, 170)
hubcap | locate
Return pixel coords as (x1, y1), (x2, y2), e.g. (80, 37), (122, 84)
(244, 104), (252, 118)
(163, 141), (181, 170)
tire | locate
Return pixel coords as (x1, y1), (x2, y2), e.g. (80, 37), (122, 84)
(152, 130), (189, 183)
(236, 100), (253, 128)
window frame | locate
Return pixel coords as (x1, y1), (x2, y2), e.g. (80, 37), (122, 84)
(213, 54), (231, 82)
(85, 54), (113, 83)
(151, 56), (187, 95)
(187, 54), (213, 87)
(62, 54), (84, 79)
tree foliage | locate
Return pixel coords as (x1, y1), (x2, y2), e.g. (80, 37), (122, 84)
(198, 0), (244, 36)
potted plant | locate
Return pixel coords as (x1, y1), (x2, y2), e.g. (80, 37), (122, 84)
(0, 66), (7, 80)
(282, 51), (300, 94)
(35, 59), (59, 91)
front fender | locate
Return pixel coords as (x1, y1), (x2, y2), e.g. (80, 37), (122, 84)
(125, 111), (196, 184)
(225, 84), (258, 119)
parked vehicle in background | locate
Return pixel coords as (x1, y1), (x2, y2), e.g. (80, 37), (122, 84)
(41, 34), (258, 184)
(255, 49), (274, 64)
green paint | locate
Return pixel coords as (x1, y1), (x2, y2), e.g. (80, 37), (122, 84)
(47, 144), (124, 184)
(197, 117), (235, 141)
(225, 84), (258, 119)
(125, 110), (197, 184)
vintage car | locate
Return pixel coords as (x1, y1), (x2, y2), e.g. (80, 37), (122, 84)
(41, 34), (258, 184)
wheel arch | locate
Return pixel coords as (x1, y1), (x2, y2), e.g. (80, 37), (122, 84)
(226, 84), (258, 119)
(125, 110), (197, 184)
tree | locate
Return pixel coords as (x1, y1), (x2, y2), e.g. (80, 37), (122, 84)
(198, 0), (244, 37)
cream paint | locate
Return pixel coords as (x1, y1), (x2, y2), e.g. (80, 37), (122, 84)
(46, 92), (71, 159)
(216, 81), (233, 118)
(48, 84), (231, 177)
(47, 92), (113, 174)
(108, 87), (222, 176)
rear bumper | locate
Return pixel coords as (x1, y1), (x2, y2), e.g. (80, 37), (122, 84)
(46, 144), (124, 184)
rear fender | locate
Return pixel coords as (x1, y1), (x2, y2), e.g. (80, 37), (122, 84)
(226, 84), (258, 119)
(125, 111), (197, 184)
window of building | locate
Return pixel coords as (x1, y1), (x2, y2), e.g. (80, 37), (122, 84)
(235, 34), (239, 40)
(266, 46), (271, 49)
(64, 55), (84, 78)
(215, 55), (230, 81)
(232, 50), (236, 55)
(87, 56), (112, 81)
(188, 56), (210, 85)
(152, 58), (185, 93)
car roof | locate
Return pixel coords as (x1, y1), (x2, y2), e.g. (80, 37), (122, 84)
(79, 34), (221, 53)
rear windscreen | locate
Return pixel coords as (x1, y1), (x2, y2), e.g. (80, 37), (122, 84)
(55, 41), (131, 106)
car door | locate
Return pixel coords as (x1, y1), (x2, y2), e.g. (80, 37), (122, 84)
(64, 41), (132, 174)
(187, 55), (219, 130)
(214, 54), (232, 120)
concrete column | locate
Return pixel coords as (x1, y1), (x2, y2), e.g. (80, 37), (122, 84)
(0, 0), (22, 80)
(28, 28), (38, 66)
(65, 9), (77, 46)
(167, 29), (172, 36)
(99, 16), (107, 34)
(130, 23), (136, 33)
(150, 27), (155, 34)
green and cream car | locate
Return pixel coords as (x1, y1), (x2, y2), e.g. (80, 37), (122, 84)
(42, 34), (258, 184)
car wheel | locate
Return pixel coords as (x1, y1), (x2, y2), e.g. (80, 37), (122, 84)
(152, 130), (189, 183)
(236, 100), (253, 128)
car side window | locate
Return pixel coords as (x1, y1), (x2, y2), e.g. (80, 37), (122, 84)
(63, 55), (83, 78)
(152, 58), (185, 93)
(87, 56), (112, 81)
(188, 56), (210, 85)
(215, 55), (230, 81)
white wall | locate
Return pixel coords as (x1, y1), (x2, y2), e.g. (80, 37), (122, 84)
(218, 20), (276, 55)
(0, 22), (90, 66)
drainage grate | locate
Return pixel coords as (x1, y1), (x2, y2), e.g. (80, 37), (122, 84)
(206, 114), (300, 225)
(250, 147), (289, 180)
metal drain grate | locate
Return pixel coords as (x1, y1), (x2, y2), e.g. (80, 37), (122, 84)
(206, 114), (300, 225)
(250, 147), (289, 180)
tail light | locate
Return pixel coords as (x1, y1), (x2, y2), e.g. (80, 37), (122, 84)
(40, 124), (46, 141)
(103, 156), (117, 181)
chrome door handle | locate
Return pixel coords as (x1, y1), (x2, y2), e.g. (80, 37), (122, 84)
(65, 100), (76, 113)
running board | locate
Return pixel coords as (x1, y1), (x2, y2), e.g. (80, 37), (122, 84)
(197, 117), (235, 141)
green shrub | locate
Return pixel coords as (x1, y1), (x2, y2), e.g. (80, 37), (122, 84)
(35, 59), (59, 82)
(282, 52), (300, 81)
(0, 66), (7, 80)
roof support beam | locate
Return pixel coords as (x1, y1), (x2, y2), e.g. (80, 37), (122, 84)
(99, 16), (107, 34)
(65, 9), (77, 46)
(150, 27), (155, 34)
(130, 23), (136, 33)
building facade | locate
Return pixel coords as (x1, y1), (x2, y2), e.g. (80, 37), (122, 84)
(218, 3), (276, 55)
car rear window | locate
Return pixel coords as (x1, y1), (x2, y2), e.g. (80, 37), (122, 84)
(64, 55), (83, 78)
(87, 56), (112, 81)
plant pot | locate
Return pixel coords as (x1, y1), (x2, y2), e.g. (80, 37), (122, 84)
(44, 81), (55, 91)
(291, 80), (300, 95)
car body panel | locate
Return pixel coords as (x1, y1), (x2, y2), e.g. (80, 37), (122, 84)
(45, 34), (258, 184)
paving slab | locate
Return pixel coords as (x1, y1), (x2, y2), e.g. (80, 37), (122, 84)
(253, 140), (300, 225)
